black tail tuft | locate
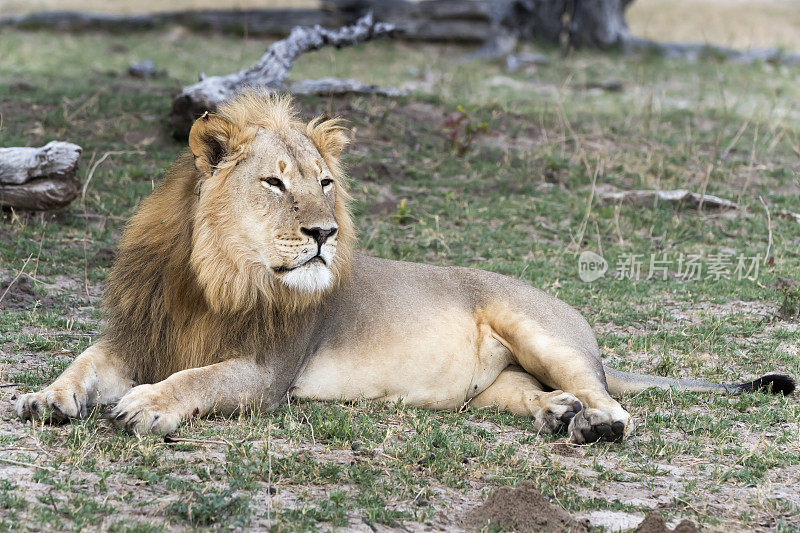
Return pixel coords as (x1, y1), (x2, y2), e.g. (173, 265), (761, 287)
(737, 374), (796, 396)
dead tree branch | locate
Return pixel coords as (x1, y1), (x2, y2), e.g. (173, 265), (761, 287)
(169, 13), (399, 138)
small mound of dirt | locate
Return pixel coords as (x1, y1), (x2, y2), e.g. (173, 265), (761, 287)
(0, 276), (55, 309)
(464, 480), (587, 532)
(552, 442), (584, 458)
(636, 511), (699, 533)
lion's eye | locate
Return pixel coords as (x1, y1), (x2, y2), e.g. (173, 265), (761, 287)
(321, 178), (333, 188)
(260, 176), (285, 192)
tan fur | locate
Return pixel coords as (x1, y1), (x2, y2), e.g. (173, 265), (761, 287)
(17, 92), (788, 441)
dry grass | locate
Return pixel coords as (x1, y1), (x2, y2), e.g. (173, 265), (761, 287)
(628, 0), (800, 51)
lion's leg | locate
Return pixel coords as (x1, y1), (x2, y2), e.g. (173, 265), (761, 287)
(485, 305), (630, 443)
(16, 341), (134, 422)
(524, 344), (630, 444)
(470, 366), (583, 434)
(109, 357), (278, 435)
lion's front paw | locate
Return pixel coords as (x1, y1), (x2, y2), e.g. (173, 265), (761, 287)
(534, 391), (583, 434)
(568, 407), (629, 444)
(16, 387), (89, 423)
(108, 384), (183, 435)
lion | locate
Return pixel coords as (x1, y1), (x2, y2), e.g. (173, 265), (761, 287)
(16, 91), (795, 443)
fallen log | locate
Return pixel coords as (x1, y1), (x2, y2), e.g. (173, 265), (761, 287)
(0, 142), (82, 211)
(13, 1), (800, 62)
(333, 0), (632, 47)
(0, 4), (494, 42)
(289, 77), (408, 97)
(169, 13), (398, 138)
(599, 189), (738, 210)
(0, 1), (560, 46)
(623, 38), (800, 65)
(0, 9), (336, 37)
(0, 141), (81, 185)
(332, 0), (524, 44)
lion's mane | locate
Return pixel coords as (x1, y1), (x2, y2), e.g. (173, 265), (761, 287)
(103, 92), (355, 384)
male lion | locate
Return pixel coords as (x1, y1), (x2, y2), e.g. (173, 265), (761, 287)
(16, 92), (794, 443)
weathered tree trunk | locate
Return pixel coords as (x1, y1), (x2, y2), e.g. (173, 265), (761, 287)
(0, 142), (82, 211)
(500, 0), (568, 44)
(169, 13), (398, 138)
(569, 0), (633, 48)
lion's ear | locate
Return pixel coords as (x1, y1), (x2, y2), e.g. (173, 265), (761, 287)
(307, 116), (349, 164)
(188, 112), (239, 173)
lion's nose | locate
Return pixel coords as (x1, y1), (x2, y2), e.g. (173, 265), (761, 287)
(301, 226), (338, 247)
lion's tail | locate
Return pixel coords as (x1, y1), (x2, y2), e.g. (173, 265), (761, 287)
(603, 365), (796, 396)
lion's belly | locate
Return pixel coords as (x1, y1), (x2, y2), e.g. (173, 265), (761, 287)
(291, 310), (514, 409)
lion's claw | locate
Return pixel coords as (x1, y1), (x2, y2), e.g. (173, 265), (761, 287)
(16, 387), (89, 423)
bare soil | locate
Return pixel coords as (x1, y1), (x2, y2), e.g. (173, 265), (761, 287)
(0, 275), (57, 310)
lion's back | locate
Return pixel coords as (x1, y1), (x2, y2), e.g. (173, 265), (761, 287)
(325, 253), (592, 347)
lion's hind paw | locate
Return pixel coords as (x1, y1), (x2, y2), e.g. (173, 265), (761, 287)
(568, 407), (628, 444)
(535, 392), (583, 434)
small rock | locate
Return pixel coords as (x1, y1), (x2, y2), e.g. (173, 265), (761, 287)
(582, 80), (624, 92)
(10, 81), (37, 92)
(506, 52), (551, 72)
(128, 60), (163, 78)
(484, 75), (533, 90)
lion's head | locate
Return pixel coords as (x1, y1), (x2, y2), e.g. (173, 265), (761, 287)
(185, 92), (355, 313)
(103, 91), (355, 382)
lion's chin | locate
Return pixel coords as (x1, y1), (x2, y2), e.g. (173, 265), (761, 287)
(279, 261), (334, 293)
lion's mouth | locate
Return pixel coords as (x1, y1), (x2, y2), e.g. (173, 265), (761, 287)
(273, 255), (326, 274)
